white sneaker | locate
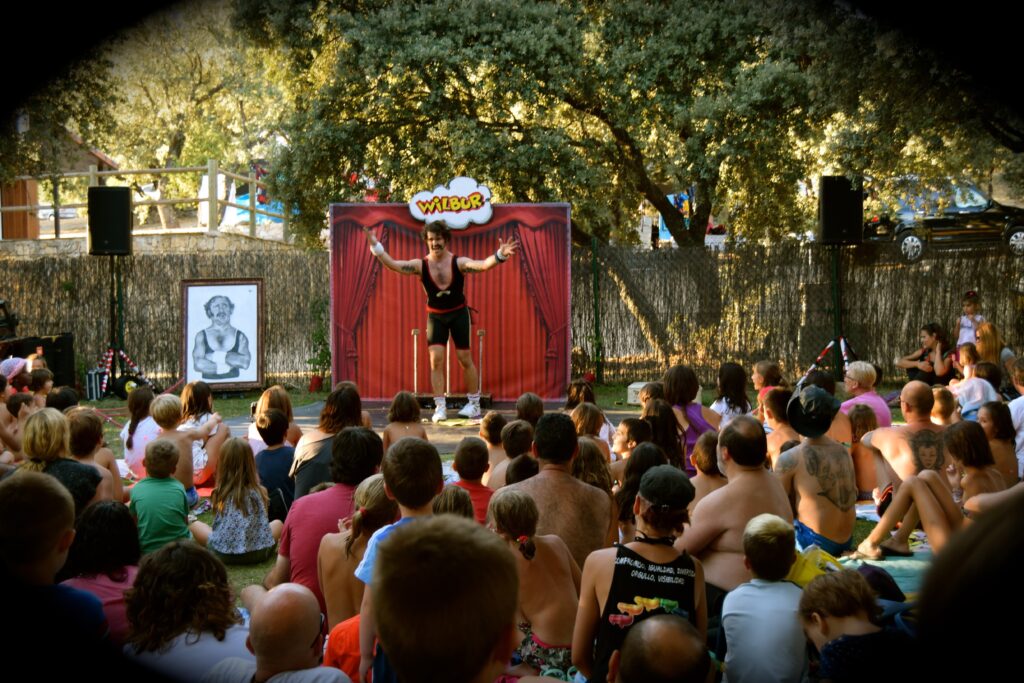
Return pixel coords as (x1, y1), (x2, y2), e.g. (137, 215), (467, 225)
(458, 401), (481, 419)
(432, 402), (448, 423)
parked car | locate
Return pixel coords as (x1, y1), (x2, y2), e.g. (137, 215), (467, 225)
(863, 179), (1024, 262)
(37, 207), (78, 220)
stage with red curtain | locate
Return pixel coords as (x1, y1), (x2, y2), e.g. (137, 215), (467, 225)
(329, 203), (571, 401)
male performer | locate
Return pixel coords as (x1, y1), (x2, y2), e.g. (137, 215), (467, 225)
(364, 221), (518, 421)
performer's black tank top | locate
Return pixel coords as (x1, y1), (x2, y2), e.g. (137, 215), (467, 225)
(420, 255), (466, 312)
(590, 545), (698, 682)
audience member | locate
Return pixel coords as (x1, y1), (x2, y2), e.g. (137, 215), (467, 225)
(637, 381), (665, 406)
(357, 437), (443, 683)
(641, 398), (685, 469)
(776, 386), (857, 555)
(615, 442), (669, 543)
(29, 367), (53, 408)
(710, 362), (751, 426)
(18, 407), (103, 515)
(150, 393), (221, 506)
(722, 514), (806, 683)
(979, 401), (1018, 486)
(254, 408), (296, 521)
(570, 402), (612, 460)
(208, 438), (282, 564)
(246, 385), (304, 456)
(180, 381), (231, 487)
(432, 484), (475, 518)
(61, 500), (141, 646)
(799, 570), (915, 682)
(516, 392), (545, 427)
(678, 415), (792, 616)
(1009, 359), (1024, 478)
(479, 410), (507, 486)
(130, 438), (209, 554)
(953, 360), (1001, 420)
(125, 541), (252, 679)
(120, 386), (159, 480)
(0, 471), (111, 675)
(319, 474), (397, 628)
(372, 515), (517, 683)
(861, 380), (945, 505)
(896, 322), (955, 385)
(930, 386), (960, 426)
(574, 465), (705, 682)
(259, 427), (382, 612)
(804, 370), (853, 443)
(508, 413), (614, 567)
(689, 431), (727, 513)
(488, 419), (533, 489)
(606, 615), (711, 683)
(381, 391), (428, 454)
(664, 364), (720, 466)
(856, 420), (1006, 558)
(453, 436), (494, 524)
(505, 454), (540, 484)
(762, 387), (797, 466)
(203, 583), (347, 683)
(488, 488), (580, 679)
(848, 404), (879, 500)
(840, 361), (892, 427)
(67, 406), (120, 503)
(291, 384), (364, 498)
(45, 385), (80, 412)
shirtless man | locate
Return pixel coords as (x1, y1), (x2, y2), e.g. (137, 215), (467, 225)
(506, 413), (614, 568)
(677, 415), (792, 615)
(364, 221), (519, 421)
(805, 370), (853, 444)
(775, 386), (857, 556)
(861, 381), (945, 497)
(193, 295), (252, 380)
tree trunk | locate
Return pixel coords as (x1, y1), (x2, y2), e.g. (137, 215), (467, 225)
(156, 128), (186, 229)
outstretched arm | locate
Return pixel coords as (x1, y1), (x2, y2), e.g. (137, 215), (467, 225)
(458, 237), (520, 273)
(363, 227), (421, 275)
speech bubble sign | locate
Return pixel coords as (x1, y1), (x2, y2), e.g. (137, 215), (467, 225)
(409, 177), (493, 229)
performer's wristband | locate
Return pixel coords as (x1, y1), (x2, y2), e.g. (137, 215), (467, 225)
(371, 242), (385, 256)
(494, 249), (508, 263)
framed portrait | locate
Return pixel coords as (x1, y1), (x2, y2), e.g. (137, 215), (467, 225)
(181, 279), (263, 390)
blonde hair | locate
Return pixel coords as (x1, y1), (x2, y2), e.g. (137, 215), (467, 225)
(487, 488), (538, 560)
(845, 361), (876, 388)
(931, 387), (957, 421)
(742, 513), (796, 581)
(21, 408), (70, 471)
(432, 485), (475, 519)
(346, 474), (397, 558)
(211, 438), (267, 516)
(256, 385), (294, 423)
(150, 394), (183, 429)
(975, 322), (1005, 365)
(959, 342), (979, 366)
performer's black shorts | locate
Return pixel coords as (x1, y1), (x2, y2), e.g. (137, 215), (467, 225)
(426, 307), (471, 350)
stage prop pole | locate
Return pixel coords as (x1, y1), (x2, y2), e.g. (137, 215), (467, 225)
(477, 329), (485, 395)
(412, 328), (419, 394)
(446, 341), (451, 396)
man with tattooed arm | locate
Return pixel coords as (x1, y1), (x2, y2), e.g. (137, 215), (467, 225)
(775, 386), (858, 556)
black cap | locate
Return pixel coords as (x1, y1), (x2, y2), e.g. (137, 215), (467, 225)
(639, 465), (695, 510)
(786, 385), (841, 438)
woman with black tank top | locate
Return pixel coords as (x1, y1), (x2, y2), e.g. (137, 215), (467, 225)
(572, 465), (707, 681)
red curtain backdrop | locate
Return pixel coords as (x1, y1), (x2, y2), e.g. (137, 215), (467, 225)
(329, 204), (570, 400)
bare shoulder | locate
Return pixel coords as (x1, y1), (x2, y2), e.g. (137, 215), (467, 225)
(775, 445), (803, 473)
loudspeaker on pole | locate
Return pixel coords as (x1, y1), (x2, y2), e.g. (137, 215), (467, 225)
(88, 186), (133, 256)
(818, 175), (864, 245)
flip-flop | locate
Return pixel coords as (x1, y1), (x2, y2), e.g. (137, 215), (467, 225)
(880, 545), (914, 558)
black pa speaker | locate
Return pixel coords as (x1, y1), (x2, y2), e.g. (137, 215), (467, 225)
(88, 186), (132, 255)
(819, 175), (864, 245)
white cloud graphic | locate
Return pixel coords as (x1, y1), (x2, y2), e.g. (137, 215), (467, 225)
(408, 176), (493, 228)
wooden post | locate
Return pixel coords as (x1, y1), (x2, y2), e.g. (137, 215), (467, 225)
(248, 170), (257, 237)
(207, 159), (219, 234)
(88, 164), (98, 187)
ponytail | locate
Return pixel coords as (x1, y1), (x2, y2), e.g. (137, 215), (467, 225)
(515, 534), (536, 561)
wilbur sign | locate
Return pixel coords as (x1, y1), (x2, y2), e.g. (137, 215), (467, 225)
(408, 177), (493, 229)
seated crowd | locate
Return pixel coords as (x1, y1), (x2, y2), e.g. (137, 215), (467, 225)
(2, 315), (1024, 681)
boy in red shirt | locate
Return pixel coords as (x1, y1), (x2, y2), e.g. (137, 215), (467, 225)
(453, 436), (494, 525)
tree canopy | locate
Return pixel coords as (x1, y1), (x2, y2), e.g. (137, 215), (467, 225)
(233, 0), (1024, 245)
